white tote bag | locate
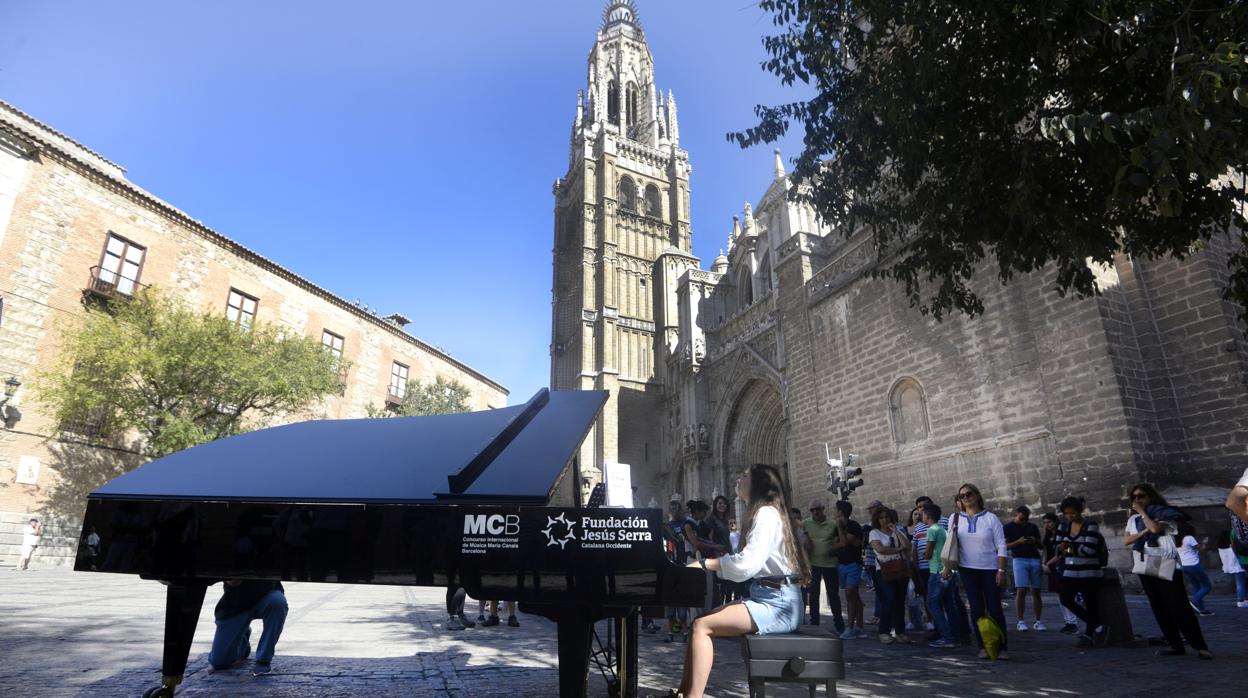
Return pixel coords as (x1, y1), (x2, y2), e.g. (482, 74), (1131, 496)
(1130, 515), (1178, 580)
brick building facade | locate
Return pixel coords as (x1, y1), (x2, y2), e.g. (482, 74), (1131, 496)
(0, 100), (508, 566)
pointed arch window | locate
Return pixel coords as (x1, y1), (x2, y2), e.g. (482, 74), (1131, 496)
(607, 80), (620, 125)
(738, 267), (753, 308)
(889, 378), (930, 445)
(619, 175), (637, 212)
(625, 82), (639, 128)
(644, 184), (661, 218)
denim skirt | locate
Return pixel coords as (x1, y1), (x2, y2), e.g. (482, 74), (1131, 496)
(742, 581), (804, 634)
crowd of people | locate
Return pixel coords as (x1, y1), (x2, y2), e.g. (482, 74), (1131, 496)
(787, 481), (1243, 660)
(657, 465), (1248, 698)
(659, 467), (1248, 694)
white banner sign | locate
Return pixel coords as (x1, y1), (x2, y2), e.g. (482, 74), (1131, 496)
(603, 462), (633, 508)
(15, 455), (39, 485)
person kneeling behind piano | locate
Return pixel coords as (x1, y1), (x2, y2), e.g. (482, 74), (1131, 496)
(674, 464), (812, 698)
(208, 580), (288, 676)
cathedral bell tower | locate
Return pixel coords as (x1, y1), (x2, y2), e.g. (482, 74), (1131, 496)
(550, 1), (694, 505)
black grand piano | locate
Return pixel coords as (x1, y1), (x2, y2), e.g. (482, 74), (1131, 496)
(74, 389), (707, 697)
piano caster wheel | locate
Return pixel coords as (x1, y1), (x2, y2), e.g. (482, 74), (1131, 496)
(142, 687), (174, 698)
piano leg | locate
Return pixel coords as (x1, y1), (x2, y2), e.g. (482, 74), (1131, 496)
(147, 581), (208, 697)
(612, 610), (639, 698)
(556, 618), (593, 698)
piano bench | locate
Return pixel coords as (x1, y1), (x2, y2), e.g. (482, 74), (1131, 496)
(740, 628), (844, 698)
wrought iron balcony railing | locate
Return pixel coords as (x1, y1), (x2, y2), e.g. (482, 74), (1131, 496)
(86, 266), (148, 300)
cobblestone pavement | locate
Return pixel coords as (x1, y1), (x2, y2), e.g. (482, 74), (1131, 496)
(0, 566), (1243, 697)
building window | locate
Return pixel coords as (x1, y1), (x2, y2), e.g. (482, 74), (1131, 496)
(644, 184), (661, 218)
(619, 176), (636, 212)
(889, 377), (930, 445)
(625, 82), (638, 128)
(738, 267), (753, 308)
(388, 361), (409, 401)
(607, 80), (620, 125)
(321, 330), (344, 360)
(225, 289), (258, 329)
(98, 233), (146, 296)
(61, 363), (108, 439)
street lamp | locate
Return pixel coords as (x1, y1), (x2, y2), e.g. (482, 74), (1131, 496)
(1, 376), (20, 428)
(1, 376), (18, 403)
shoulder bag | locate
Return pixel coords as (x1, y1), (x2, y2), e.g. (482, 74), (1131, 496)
(939, 513), (960, 572)
(1130, 514), (1178, 580)
(879, 532), (910, 582)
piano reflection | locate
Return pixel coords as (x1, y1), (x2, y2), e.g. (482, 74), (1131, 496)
(74, 389), (708, 697)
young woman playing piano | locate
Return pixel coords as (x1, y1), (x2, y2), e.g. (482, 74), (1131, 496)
(675, 463), (811, 698)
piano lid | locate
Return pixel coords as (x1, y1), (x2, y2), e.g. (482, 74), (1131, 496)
(88, 389), (608, 505)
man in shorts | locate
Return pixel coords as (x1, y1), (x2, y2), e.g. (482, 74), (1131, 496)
(833, 500), (866, 639)
(1004, 505), (1045, 631)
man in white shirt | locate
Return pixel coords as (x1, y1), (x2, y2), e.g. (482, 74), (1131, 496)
(18, 518), (42, 571)
(1227, 466), (1248, 524)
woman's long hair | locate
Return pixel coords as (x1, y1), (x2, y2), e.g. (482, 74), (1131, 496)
(1128, 482), (1169, 507)
(737, 464), (811, 585)
(712, 494), (731, 523)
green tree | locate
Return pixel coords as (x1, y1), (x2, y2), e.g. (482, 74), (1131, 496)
(36, 289), (344, 458)
(368, 375), (472, 418)
(734, 1), (1247, 319)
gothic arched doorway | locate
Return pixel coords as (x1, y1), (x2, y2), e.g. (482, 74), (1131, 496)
(719, 378), (789, 498)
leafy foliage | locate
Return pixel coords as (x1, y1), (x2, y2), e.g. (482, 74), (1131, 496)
(733, 0), (1248, 319)
(367, 375), (472, 418)
(36, 289), (344, 458)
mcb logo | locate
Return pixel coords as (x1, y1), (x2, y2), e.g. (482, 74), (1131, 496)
(463, 514), (520, 536)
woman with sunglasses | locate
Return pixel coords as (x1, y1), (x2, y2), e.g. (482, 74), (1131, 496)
(950, 483), (1010, 659)
(674, 464), (811, 698)
(1123, 483), (1212, 659)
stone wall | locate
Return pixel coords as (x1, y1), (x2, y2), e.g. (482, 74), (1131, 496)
(766, 230), (1246, 570)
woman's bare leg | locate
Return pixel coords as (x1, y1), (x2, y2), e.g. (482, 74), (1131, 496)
(678, 602), (756, 698)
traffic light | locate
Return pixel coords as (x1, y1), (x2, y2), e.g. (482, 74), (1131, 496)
(843, 454), (863, 496)
(824, 444), (843, 496)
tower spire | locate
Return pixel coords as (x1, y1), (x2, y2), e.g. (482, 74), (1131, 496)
(666, 90), (679, 144)
(774, 148), (786, 179)
(602, 0), (643, 32)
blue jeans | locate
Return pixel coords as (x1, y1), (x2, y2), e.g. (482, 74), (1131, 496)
(926, 573), (960, 644)
(1232, 571), (1247, 603)
(209, 590), (288, 668)
(961, 567), (1007, 651)
(1181, 564), (1213, 611)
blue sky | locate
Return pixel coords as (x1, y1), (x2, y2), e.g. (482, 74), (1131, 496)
(0, 1), (807, 403)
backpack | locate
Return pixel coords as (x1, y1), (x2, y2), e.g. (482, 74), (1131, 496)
(1232, 518), (1248, 557)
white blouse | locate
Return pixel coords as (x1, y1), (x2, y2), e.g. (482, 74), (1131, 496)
(952, 510), (1007, 571)
(718, 505), (797, 583)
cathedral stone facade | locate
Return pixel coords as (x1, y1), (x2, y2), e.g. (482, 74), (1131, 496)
(554, 2), (1248, 556)
(550, 1), (694, 507)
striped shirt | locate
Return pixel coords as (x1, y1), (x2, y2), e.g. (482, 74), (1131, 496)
(912, 522), (929, 571)
(1056, 519), (1104, 579)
